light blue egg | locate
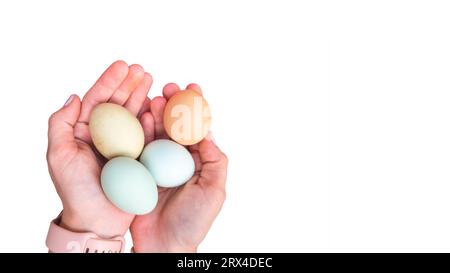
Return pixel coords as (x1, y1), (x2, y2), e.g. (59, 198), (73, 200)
(140, 139), (195, 187)
(101, 157), (158, 215)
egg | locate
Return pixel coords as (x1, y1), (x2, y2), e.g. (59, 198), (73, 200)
(163, 89), (211, 145)
(89, 103), (144, 159)
(139, 139), (195, 187)
(101, 157), (158, 215)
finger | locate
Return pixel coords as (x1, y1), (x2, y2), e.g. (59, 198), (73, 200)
(79, 60), (129, 122)
(73, 122), (91, 144)
(140, 112), (155, 144)
(150, 96), (168, 138)
(108, 64), (145, 106)
(48, 95), (81, 154)
(186, 83), (202, 94)
(197, 132), (228, 188)
(124, 72), (153, 116)
(137, 97), (152, 118)
(187, 144), (202, 171)
(188, 143), (200, 152)
(191, 151), (202, 172)
(162, 82), (180, 100)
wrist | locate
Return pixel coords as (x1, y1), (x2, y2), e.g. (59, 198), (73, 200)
(60, 210), (127, 238)
(47, 214), (125, 253)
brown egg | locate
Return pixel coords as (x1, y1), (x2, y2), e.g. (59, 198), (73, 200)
(163, 89), (211, 145)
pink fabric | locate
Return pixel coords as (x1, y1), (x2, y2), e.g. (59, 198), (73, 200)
(46, 218), (124, 253)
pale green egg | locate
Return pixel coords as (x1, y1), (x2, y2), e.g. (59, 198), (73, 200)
(101, 157), (158, 215)
(140, 139), (195, 187)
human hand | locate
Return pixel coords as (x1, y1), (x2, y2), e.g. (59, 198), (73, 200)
(130, 83), (228, 252)
(46, 61), (153, 238)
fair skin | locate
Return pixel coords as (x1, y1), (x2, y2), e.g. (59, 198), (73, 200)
(47, 61), (228, 252)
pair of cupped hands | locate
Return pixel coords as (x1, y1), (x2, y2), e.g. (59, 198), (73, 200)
(46, 60), (228, 252)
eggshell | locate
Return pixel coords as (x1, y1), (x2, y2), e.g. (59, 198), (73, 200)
(163, 89), (211, 145)
(89, 103), (144, 159)
(139, 139), (195, 187)
(101, 157), (158, 215)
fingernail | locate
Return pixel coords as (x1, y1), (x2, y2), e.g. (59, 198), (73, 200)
(64, 94), (75, 107)
(206, 130), (216, 144)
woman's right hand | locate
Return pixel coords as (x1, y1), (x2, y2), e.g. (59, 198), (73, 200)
(46, 60), (153, 238)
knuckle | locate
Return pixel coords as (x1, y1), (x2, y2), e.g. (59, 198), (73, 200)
(46, 149), (51, 162)
(47, 144), (66, 165)
(46, 149), (57, 166)
(48, 112), (59, 127)
(220, 188), (227, 201)
(221, 152), (229, 166)
(213, 187), (226, 203)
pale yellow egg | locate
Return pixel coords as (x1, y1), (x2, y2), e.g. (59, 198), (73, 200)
(89, 103), (144, 159)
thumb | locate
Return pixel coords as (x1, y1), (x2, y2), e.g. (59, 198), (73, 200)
(197, 132), (228, 188)
(48, 94), (81, 154)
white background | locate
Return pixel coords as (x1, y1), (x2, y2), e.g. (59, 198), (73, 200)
(0, 0), (449, 252)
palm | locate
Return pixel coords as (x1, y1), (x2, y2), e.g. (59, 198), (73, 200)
(47, 61), (153, 237)
(131, 171), (225, 251)
(130, 83), (228, 252)
(53, 139), (133, 233)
